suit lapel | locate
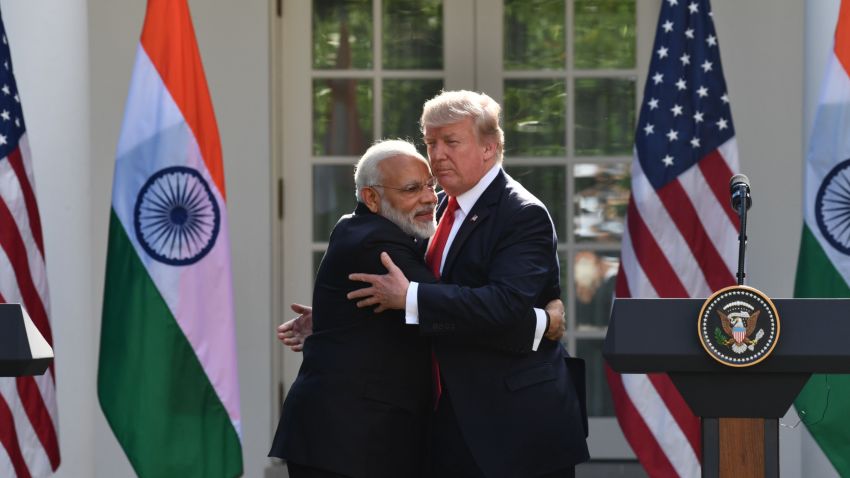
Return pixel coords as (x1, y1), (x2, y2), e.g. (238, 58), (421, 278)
(441, 170), (506, 279)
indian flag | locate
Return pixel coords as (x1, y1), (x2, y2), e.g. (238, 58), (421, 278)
(96, 1), (242, 477)
(795, 0), (850, 475)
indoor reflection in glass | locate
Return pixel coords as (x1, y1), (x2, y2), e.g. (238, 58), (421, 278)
(573, 163), (629, 242)
(574, 250), (618, 331)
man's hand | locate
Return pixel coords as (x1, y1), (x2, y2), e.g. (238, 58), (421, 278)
(544, 298), (565, 341)
(277, 303), (313, 352)
(347, 252), (409, 313)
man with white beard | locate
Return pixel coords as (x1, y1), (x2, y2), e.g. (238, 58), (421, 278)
(270, 140), (564, 478)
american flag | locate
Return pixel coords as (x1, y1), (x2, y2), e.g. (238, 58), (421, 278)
(0, 9), (60, 478)
(605, 0), (739, 476)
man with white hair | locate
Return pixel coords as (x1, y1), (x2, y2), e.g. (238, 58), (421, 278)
(349, 91), (590, 478)
(270, 139), (566, 478)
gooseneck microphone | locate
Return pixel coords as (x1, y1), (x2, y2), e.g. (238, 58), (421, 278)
(729, 174), (751, 285)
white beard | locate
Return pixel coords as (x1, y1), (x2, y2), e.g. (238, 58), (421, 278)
(381, 199), (437, 240)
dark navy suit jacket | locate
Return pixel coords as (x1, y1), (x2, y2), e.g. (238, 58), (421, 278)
(418, 168), (590, 478)
(269, 203), (437, 478)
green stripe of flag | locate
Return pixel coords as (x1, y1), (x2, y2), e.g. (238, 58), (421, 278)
(794, 224), (850, 477)
(97, 210), (242, 478)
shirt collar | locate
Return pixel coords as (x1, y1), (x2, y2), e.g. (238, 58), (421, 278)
(455, 163), (500, 215)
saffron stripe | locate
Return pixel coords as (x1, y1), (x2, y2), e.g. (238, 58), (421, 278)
(834, 0), (850, 78)
(6, 148), (43, 256)
(627, 200), (689, 297)
(139, 0), (226, 198)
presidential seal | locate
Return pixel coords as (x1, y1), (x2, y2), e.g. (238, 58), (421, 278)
(697, 285), (780, 367)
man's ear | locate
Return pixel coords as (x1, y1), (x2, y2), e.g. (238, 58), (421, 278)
(361, 187), (381, 213)
(482, 139), (497, 162)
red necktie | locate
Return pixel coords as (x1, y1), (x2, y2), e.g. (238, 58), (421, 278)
(425, 196), (459, 279)
(424, 196), (458, 408)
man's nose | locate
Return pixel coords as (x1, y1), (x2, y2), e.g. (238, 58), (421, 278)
(421, 185), (438, 203)
(428, 142), (446, 161)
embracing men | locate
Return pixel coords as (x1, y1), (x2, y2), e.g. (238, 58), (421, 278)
(271, 91), (589, 478)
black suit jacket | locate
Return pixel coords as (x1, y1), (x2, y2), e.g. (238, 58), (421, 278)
(269, 203), (437, 478)
(418, 169), (590, 478)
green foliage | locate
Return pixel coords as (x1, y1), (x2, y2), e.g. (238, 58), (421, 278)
(574, 0), (636, 69)
(504, 0), (566, 70)
(714, 326), (730, 345)
(383, 0), (443, 69)
(313, 0), (373, 69)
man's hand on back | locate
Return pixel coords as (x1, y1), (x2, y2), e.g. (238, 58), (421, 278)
(277, 303), (313, 352)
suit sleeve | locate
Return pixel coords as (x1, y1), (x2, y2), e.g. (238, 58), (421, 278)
(360, 231), (437, 285)
(417, 203), (560, 349)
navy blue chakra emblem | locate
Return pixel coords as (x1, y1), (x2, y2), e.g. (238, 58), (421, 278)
(816, 158), (850, 255)
(133, 166), (220, 266)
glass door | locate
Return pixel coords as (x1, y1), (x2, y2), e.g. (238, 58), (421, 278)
(275, 0), (657, 460)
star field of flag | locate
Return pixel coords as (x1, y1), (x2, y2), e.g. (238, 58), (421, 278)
(0, 28), (25, 159)
(637, 0), (734, 190)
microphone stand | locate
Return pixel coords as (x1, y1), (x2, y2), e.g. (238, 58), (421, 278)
(736, 190), (748, 286)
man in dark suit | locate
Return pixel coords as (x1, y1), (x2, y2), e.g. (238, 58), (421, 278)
(270, 140), (566, 478)
(269, 140), (440, 478)
(348, 91), (590, 478)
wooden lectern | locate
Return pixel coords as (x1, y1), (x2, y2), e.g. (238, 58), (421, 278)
(604, 297), (850, 477)
(0, 303), (53, 377)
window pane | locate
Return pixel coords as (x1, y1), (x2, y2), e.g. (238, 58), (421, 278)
(313, 79), (374, 156)
(504, 0), (565, 70)
(573, 163), (629, 242)
(383, 79), (443, 146)
(574, 0), (636, 69)
(503, 165), (566, 239)
(574, 78), (635, 156)
(383, 0), (443, 69)
(313, 0), (373, 69)
(313, 164), (357, 241)
(504, 79), (566, 156)
(574, 250), (617, 331)
(576, 339), (615, 416)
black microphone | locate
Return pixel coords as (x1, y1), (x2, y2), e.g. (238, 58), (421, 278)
(730, 174), (752, 211)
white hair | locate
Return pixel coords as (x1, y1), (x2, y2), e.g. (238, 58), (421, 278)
(420, 90), (505, 163)
(353, 140), (426, 202)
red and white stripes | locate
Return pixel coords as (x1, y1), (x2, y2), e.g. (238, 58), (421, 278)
(610, 139), (739, 478)
(0, 134), (58, 478)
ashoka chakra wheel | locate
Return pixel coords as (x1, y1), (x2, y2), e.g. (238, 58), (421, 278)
(133, 166), (221, 266)
(816, 158), (850, 255)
